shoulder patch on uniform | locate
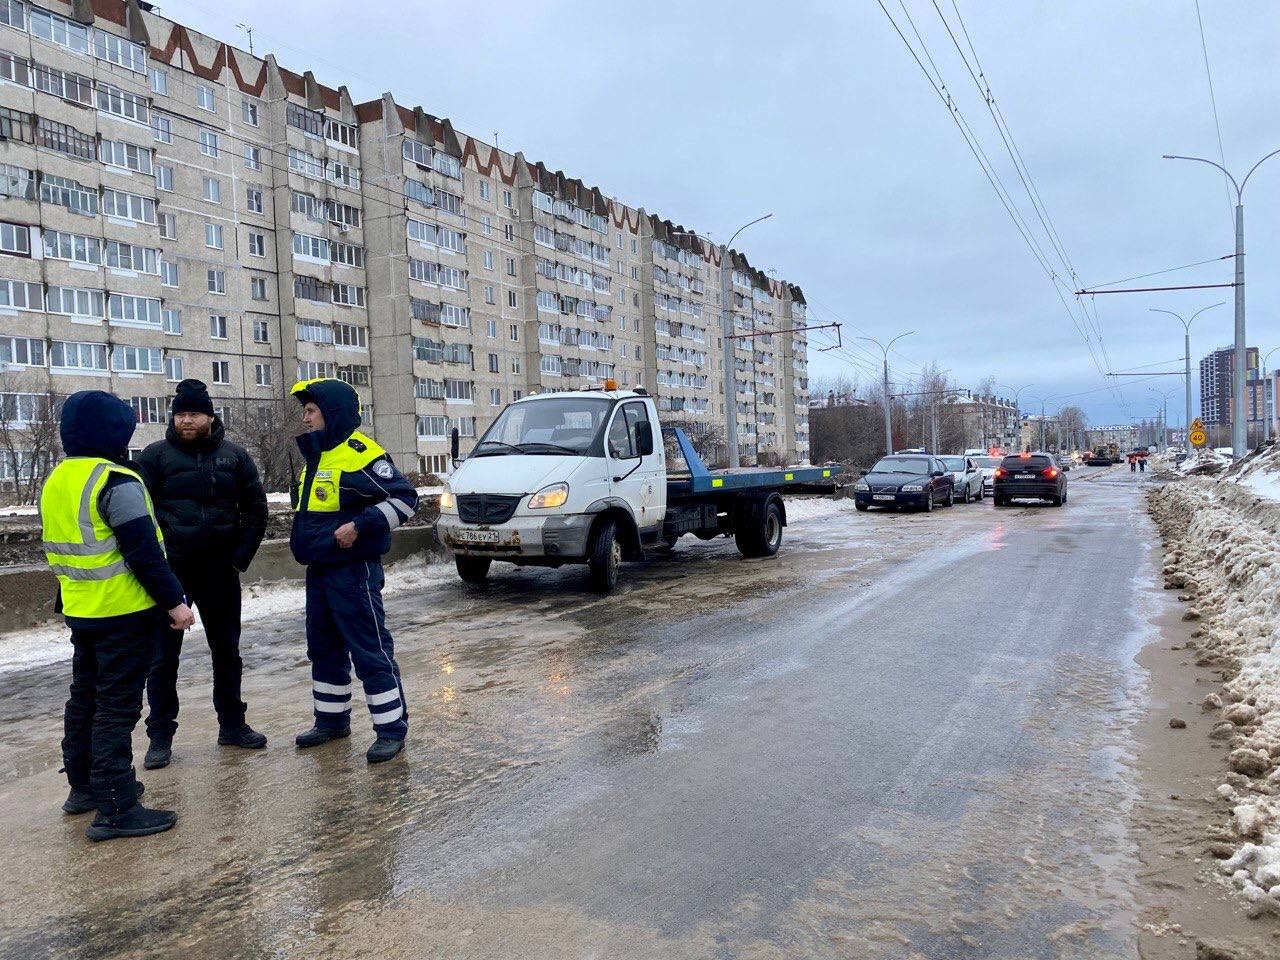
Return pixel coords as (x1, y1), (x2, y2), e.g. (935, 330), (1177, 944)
(347, 437), (367, 453)
(372, 459), (394, 479)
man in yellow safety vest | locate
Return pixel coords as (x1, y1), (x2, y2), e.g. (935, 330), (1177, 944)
(40, 391), (194, 841)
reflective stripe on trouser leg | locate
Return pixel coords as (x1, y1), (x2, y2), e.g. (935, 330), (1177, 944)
(365, 685), (404, 730)
(306, 567), (353, 728)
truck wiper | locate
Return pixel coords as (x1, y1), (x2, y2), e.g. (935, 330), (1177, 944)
(516, 442), (579, 455)
(472, 440), (520, 456)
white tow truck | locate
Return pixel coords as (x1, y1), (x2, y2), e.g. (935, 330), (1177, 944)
(437, 385), (838, 591)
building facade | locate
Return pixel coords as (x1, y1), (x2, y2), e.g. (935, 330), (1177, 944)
(954, 393), (1018, 453)
(1199, 346), (1259, 427)
(0, 0), (809, 492)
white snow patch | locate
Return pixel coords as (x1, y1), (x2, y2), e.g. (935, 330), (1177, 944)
(0, 552), (452, 676)
(782, 496), (855, 522)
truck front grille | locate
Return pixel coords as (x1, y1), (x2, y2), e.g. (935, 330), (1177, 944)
(457, 494), (522, 525)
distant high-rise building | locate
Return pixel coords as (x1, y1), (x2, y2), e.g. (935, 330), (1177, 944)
(1200, 346), (1259, 426)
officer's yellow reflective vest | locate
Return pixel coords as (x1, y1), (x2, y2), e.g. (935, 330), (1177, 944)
(40, 457), (164, 619)
(294, 431), (388, 513)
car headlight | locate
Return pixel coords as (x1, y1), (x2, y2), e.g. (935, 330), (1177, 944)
(528, 482), (569, 510)
(854, 479), (869, 491)
(439, 485), (456, 512)
(901, 483), (924, 492)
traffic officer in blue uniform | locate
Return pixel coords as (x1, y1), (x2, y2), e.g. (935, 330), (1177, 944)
(41, 390), (195, 841)
(289, 378), (418, 763)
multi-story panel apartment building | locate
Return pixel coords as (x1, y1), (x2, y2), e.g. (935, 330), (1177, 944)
(1199, 345), (1259, 427)
(0, 0), (810, 492)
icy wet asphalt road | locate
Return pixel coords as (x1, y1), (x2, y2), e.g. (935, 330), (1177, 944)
(0, 465), (1166, 959)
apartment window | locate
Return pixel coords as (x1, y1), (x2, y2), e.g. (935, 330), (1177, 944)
(0, 335), (45, 367)
(93, 30), (145, 72)
(326, 118), (358, 150)
(159, 212), (177, 240)
(210, 315), (228, 339)
(203, 177), (222, 204)
(330, 241), (364, 268)
(294, 275), (328, 303)
(487, 353), (499, 374)
(99, 139), (153, 175)
(163, 308), (182, 334)
(252, 319), (270, 343)
(244, 146), (261, 171)
(503, 189), (513, 209)
(151, 114), (172, 143)
(46, 286), (105, 320)
(246, 187), (264, 214)
(254, 363), (272, 387)
(207, 270), (226, 295)
(106, 242), (159, 274)
(509, 324), (519, 342)
(250, 277), (268, 301)
(334, 322), (367, 349)
(507, 290), (517, 309)
(50, 340), (107, 372)
(196, 84), (216, 112)
(513, 389), (522, 401)
(160, 259), (178, 287)
(288, 147), (323, 180)
(483, 250), (494, 271)
(154, 163), (173, 191)
(479, 180), (490, 201)
(297, 319), (332, 344)
(248, 231), (265, 258)
(504, 224), (515, 243)
(0, 163), (35, 201)
(109, 294), (162, 327)
(98, 84), (148, 123)
(102, 189), (156, 224)
(486, 319), (497, 339)
(241, 99), (260, 126)
(484, 285), (495, 305)
(43, 230), (102, 266)
(211, 360), (230, 385)
(286, 102), (325, 137)
(293, 233), (329, 261)
(0, 222), (31, 257)
(506, 257), (516, 277)
(199, 130), (220, 158)
(489, 387), (502, 406)
(481, 215), (493, 236)
(29, 7), (89, 52)
(511, 357), (521, 374)
(205, 223), (224, 249)
(111, 345), (163, 374)
(150, 68), (169, 96)
(165, 355), (184, 382)
(332, 283), (366, 308)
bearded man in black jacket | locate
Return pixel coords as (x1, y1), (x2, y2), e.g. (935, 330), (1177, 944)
(136, 380), (269, 768)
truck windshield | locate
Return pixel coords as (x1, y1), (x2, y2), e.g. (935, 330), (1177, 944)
(475, 396), (613, 456)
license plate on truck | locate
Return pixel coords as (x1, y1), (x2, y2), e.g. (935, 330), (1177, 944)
(455, 528), (500, 543)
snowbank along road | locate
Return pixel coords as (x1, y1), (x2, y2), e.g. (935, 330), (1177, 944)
(0, 464), (1259, 958)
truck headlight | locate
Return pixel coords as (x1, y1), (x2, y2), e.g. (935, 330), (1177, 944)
(439, 485), (456, 512)
(528, 482), (569, 510)
(853, 479), (870, 491)
(901, 483), (924, 492)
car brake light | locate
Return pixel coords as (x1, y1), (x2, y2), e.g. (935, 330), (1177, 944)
(993, 467), (1005, 478)
(1043, 467), (1059, 478)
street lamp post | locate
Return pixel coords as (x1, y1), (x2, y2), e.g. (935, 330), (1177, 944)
(1148, 387), (1174, 451)
(1150, 303), (1224, 451)
(998, 383), (1035, 453)
(857, 332), (914, 456)
(1163, 149), (1280, 457)
(1262, 347), (1280, 443)
(719, 214), (772, 468)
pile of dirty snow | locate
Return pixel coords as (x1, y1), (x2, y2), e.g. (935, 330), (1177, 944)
(782, 496), (854, 523)
(1177, 449), (1230, 476)
(1149, 479), (1280, 912)
(1222, 444), (1280, 503)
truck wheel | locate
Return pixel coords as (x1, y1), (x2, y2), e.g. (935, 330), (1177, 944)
(455, 555), (491, 584)
(587, 518), (621, 592)
(737, 500), (783, 558)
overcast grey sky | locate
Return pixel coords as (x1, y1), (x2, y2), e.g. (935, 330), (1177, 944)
(164, 0), (1279, 426)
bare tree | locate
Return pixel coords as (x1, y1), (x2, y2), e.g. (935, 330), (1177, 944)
(664, 418), (727, 468)
(0, 369), (60, 504)
(228, 399), (301, 493)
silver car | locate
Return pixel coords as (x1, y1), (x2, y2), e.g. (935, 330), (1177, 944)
(941, 455), (985, 503)
(971, 456), (1002, 496)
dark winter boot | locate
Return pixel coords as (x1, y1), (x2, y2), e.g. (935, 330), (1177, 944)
(64, 781), (143, 815)
(85, 803), (176, 842)
(144, 739), (172, 770)
(295, 725), (350, 748)
(366, 737), (404, 764)
(217, 723), (267, 749)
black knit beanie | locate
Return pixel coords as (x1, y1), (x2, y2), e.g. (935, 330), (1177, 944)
(172, 378), (215, 417)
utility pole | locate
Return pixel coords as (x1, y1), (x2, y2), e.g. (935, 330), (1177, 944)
(858, 332), (914, 456)
(999, 383), (1035, 452)
(1149, 387), (1173, 451)
(1150, 303), (1223, 451)
(1164, 149), (1280, 457)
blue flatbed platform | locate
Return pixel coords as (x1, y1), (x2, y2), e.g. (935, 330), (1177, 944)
(665, 428), (840, 498)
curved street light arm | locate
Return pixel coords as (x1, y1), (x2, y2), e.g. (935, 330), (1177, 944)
(1241, 148), (1280, 194)
(725, 213), (774, 251)
(1163, 154), (1241, 199)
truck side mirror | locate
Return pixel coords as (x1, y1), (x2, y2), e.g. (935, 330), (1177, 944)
(636, 421), (654, 457)
(450, 428), (460, 463)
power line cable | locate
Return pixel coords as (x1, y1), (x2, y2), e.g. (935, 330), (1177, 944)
(1193, 0), (1236, 226)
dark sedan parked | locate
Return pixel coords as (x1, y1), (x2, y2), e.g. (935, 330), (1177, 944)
(854, 455), (956, 512)
(993, 452), (1067, 506)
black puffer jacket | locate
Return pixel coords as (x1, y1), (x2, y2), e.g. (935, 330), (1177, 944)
(135, 418), (268, 571)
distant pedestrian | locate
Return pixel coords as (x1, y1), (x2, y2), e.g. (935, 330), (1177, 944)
(1139, 457), (1147, 473)
(1130, 456), (1137, 472)
(136, 380), (269, 770)
(288, 378), (418, 763)
(40, 391), (194, 841)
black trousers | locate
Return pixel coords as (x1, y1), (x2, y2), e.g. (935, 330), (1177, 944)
(62, 610), (161, 813)
(145, 560), (245, 742)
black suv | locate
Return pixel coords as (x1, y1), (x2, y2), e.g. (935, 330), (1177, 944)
(993, 452), (1067, 507)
